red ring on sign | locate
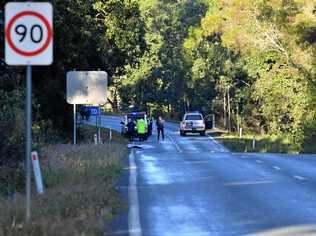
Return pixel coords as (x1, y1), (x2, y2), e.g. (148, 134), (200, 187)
(5, 11), (52, 57)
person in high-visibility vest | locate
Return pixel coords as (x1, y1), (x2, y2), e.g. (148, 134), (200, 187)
(137, 118), (146, 141)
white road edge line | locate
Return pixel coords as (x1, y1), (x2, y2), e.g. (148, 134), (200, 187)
(128, 150), (142, 236)
(167, 134), (183, 153)
(206, 134), (220, 147)
(293, 175), (307, 181)
(272, 166), (281, 170)
(206, 134), (229, 152)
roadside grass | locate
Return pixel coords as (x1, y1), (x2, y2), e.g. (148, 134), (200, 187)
(77, 125), (123, 144)
(209, 130), (300, 154)
(0, 127), (128, 236)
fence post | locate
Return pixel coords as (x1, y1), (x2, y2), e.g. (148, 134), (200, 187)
(94, 134), (98, 145)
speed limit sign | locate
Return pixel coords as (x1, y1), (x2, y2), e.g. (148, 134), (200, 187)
(5, 2), (53, 65)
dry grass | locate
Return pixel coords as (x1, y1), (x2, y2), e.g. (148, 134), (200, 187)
(0, 137), (128, 236)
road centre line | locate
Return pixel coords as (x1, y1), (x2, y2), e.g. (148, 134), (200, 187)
(128, 150), (142, 236)
(224, 180), (275, 186)
(272, 166), (281, 170)
(293, 175), (307, 181)
(167, 134), (183, 153)
(256, 160), (263, 164)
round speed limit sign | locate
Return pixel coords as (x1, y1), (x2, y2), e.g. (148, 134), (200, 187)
(5, 2), (53, 65)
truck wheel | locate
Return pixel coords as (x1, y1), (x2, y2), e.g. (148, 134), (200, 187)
(180, 131), (185, 136)
(200, 131), (206, 136)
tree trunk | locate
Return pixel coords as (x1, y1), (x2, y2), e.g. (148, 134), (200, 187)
(223, 92), (227, 129)
(227, 88), (231, 132)
(236, 104), (239, 132)
(185, 96), (190, 112)
(107, 98), (116, 110)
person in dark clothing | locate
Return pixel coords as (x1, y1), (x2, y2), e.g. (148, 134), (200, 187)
(127, 118), (136, 142)
(156, 116), (165, 141)
(148, 118), (153, 136)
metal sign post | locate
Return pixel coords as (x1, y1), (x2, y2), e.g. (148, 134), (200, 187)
(73, 104), (76, 145)
(26, 65), (32, 222)
(5, 2), (53, 222)
(98, 106), (101, 143)
(95, 109), (98, 141)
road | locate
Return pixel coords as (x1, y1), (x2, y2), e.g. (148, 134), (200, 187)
(90, 115), (316, 236)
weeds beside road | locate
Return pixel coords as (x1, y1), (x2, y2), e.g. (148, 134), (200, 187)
(0, 128), (128, 236)
(209, 129), (315, 154)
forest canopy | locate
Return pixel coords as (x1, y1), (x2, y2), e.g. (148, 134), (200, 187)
(1, 0), (315, 164)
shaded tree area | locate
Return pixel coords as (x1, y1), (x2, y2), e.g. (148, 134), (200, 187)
(117, 0), (315, 151)
(118, 0), (209, 117)
(0, 0), (145, 195)
(182, 0), (316, 151)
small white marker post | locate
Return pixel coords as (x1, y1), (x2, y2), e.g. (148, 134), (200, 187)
(239, 127), (243, 138)
(94, 134), (98, 145)
(212, 114), (215, 129)
(31, 151), (44, 194)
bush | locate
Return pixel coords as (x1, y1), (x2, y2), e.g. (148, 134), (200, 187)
(0, 89), (25, 196)
(302, 115), (316, 153)
(0, 140), (127, 235)
(0, 88), (64, 196)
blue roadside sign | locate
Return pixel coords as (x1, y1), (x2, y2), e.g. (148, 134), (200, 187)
(85, 106), (99, 116)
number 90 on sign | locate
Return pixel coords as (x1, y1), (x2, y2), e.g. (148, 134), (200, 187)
(15, 24), (43, 43)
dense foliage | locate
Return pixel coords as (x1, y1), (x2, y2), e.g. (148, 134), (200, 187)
(119, 0), (316, 151)
(0, 0), (145, 194)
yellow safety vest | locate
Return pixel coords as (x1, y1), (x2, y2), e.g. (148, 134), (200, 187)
(137, 119), (145, 134)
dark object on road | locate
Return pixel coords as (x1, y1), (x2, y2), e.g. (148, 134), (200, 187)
(148, 118), (153, 136)
(156, 116), (165, 141)
(127, 118), (136, 142)
(205, 114), (214, 129)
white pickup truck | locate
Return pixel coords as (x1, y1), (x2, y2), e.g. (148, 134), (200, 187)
(180, 112), (206, 136)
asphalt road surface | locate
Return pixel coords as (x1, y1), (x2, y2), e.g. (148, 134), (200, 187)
(89, 115), (316, 236)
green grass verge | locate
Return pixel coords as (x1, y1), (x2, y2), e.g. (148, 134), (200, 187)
(77, 125), (125, 144)
(209, 129), (301, 154)
(220, 134), (299, 154)
(0, 128), (128, 236)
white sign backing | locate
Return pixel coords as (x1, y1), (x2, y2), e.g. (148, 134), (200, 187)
(66, 71), (108, 105)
